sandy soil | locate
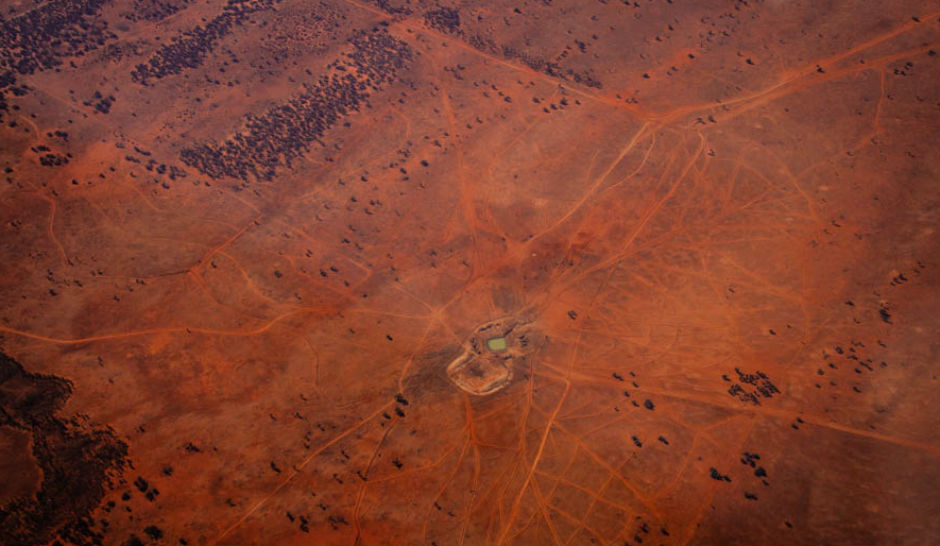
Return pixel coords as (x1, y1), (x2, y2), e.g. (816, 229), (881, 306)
(0, 0), (937, 545)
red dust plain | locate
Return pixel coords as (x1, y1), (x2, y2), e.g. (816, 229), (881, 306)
(0, 0), (938, 545)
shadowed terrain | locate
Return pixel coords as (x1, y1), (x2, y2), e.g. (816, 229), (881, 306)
(0, 0), (938, 545)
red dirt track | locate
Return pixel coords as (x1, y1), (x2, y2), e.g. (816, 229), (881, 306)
(0, 0), (938, 545)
